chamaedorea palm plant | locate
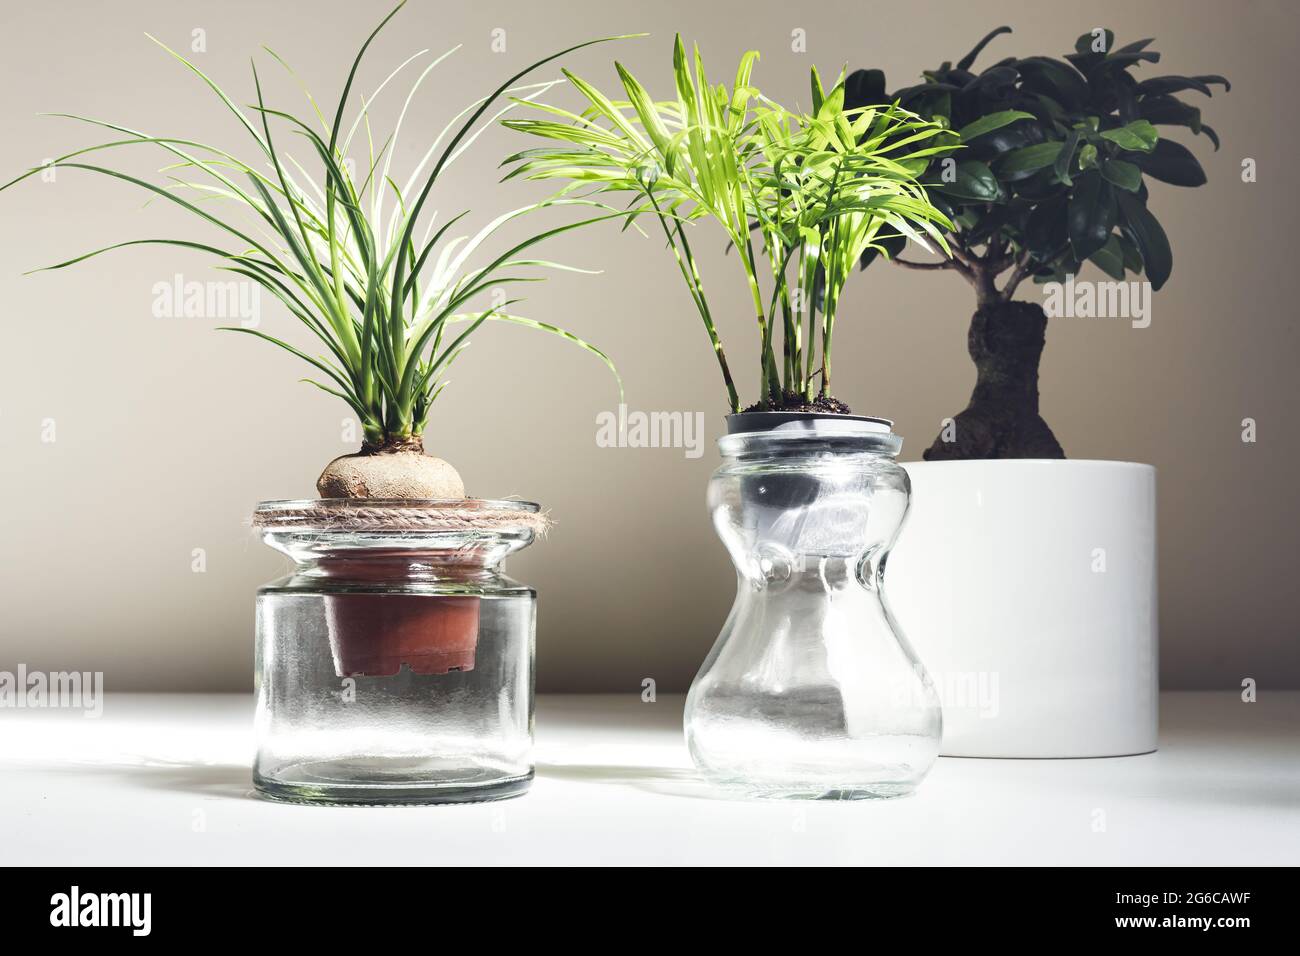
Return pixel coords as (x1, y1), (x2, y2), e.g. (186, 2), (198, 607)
(2, 2), (629, 497)
(503, 36), (959, 414)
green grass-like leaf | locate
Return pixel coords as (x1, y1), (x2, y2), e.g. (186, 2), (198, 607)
(3, 1), (634, 444)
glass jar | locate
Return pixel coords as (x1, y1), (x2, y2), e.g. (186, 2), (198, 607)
(684, 417), (941, 799)
(251, 499), (540, 805)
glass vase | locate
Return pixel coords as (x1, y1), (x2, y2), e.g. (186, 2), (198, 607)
(251, 499), (539, 805)
(684, 416), (941, 799)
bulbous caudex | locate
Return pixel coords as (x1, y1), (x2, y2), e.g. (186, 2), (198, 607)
(316, 435), (465, 500)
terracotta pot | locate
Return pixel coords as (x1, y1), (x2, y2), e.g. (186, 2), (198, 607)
(315, 551), (482, 677)
(325, 594), (480, 677)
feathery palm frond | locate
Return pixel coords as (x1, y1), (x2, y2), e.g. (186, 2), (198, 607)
(504, 36), (959, 411)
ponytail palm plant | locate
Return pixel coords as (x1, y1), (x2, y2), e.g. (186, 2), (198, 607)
(503, 36), (960, 414)
(2, 1), (626, 460)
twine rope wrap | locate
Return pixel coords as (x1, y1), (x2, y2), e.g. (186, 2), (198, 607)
(252, 500), (550, 536)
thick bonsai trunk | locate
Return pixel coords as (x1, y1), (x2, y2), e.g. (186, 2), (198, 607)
(923, 299), (1065, 461)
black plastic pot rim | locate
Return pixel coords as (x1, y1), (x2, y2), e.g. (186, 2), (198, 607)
(724, 411), (893, 435)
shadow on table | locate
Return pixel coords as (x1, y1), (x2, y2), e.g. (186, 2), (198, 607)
(34, 758), (254, 801)
(536, 762), (727, 801)
(48, 758), (729, 802)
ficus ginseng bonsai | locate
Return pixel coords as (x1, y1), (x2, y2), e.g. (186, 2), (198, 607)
(1, 1), (626, 498)
(847, 26), (1227, 459)
(502, 36), (959, 415)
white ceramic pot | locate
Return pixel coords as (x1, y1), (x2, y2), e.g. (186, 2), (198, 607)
(886, 460), (1158, 758)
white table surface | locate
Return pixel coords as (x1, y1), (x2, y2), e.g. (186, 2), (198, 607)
(3, 691), (1296, 866)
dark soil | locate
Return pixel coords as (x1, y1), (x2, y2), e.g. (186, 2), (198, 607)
(360, 434), (424, 456)
(740, 393), (853, 415)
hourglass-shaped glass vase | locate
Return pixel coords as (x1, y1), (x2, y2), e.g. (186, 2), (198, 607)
(684, 415), (941, 799)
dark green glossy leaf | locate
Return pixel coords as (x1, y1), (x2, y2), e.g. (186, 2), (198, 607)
(1100, 158), (1142, 191)
(1023, 193), (1068, 256)
(923, 188), (956, 221)
(931, 159), (1003, 201)
(1099, 51), (1160, 71)
(1117, 191), (1172, 289)
(1053, 129), (1081, 185)
(1074, 29), (1114, 56)
(1114, 38), (1155, 55)
(892, 80), (964, 104)
(998, 141), (1063, 179)
(962, 121), (1043, 160)
(960, 65), (1018, 102)
(1136, 74), (1228, 97)
(1118, 233), (1144, 272)
(1016, 57), (1090, 109)
(1134, 138), (1206, 186)
(1067, 170), (1116, 259)
(1014, 165), (1069, 201)
(1140, 95), (1201, 132)
(964, 205), (1011, 245)
(958, 26), (1012, 71)
(1100, 119), (1158, 152)
(843, 68), (887, 112)
(1088, 234), (1125, 279)
(1113, 73), (1140, 123)
(955, 109), (1035, 143)
(1139, 95), (1220, 148)
(1032, 253), (1080, 285)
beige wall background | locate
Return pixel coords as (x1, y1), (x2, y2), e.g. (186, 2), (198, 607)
(1, 0), (1295, 691)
